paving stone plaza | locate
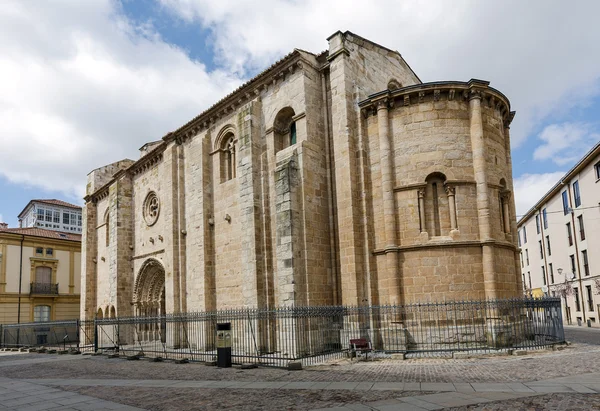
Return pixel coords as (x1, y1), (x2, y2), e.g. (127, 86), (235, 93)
(0, 326), (599, 410)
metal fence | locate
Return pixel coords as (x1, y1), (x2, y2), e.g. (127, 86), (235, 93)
(1, 298), (564, 366)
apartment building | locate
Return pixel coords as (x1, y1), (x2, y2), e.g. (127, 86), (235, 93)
(18, 199), (82, 234)
(0, 227), (81, 325)
(517, 142), (600, 326)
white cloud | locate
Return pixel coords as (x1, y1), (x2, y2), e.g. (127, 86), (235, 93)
(2, 0), (600, 201)
(0, 1), (241, 198)
(533, 122), (600, 166)
(0, 214), (3, 224)
(514, 172), (565, 217)
(160, 0), (600, 147)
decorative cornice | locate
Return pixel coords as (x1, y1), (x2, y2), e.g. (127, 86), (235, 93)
(393, 180), (475, 192)
(326, 47), (350, 61)
(372, 239), (518, 255)
(358, 79), (512, 125)
(394, 183), (427, 193)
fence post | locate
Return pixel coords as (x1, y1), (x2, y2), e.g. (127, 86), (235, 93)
(94, 319), (98, 353)
(76, 320), (80, 350)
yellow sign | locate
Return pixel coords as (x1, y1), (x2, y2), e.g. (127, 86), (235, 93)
(216, 330), (232, 348)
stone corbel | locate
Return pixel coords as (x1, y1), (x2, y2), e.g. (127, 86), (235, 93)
(433, 90), (440, 101)
(404, 95), (410, 106)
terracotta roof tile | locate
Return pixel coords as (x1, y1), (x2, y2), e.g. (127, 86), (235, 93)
(0, 227), (82, 242)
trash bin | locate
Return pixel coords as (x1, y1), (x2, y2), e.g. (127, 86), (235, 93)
(577, 318), (582, 326)
(587, 319), (592, 327)
(216, 323), (232, 368)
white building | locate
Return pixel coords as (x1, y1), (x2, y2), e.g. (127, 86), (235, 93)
(517, 142), (600, 327)
(18, 199), (82, 234)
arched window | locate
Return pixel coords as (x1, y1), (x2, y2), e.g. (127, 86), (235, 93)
(289, 121), (297, 146)
(273, 107), (296, 153)
(424, 172), (449, 237)
(110, 306), (116, 319)
(97, 307), (104, 319)
(220, 132), (236, 183)
(499, 178), (511, 233)
(34, 305), (51, 322)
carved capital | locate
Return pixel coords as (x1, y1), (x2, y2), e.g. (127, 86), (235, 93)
(376, 98), (388, 111)
(418, 189), (426, 199)
(444, 185), (456, 196)
(500, 190), (511, 201)
(468, 88), (482, 101)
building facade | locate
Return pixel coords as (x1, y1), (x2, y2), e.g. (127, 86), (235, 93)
(18, 199), (83, 234)
(0, 227), (81, 324)
(82, 31), (522, 322)
(518, 142), (600, 327)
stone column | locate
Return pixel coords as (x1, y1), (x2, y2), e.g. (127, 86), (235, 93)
(238, 100), (266, 309)
(418, 189), (426, 233)
(445, 185), (459, 236)
(377, 99), (396, 249)
(376, 98), (400, 305)
(469, 86), (496, 299)
(113, 173), (134, 320)
(80, 200), (97, 321)
(502, 192), (511, 233)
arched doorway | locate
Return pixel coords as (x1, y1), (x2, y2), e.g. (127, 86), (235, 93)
(133, 259), (166, 343)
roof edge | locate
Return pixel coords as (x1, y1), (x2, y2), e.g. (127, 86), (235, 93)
(517, 141), (600, 224)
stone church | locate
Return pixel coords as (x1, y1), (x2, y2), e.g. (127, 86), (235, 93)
(81, 31), (522, 321)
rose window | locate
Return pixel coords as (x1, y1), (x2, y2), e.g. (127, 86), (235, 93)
(143, 192), (160, 226)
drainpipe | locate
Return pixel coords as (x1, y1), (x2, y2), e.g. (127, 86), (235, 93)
(16, 234), (24, 346)
(17, 235), (24, 323)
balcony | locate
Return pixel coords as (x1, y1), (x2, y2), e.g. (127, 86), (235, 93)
(30, 282), (59, 295)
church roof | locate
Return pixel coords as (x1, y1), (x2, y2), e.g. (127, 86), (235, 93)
(0, 227), (82, 242)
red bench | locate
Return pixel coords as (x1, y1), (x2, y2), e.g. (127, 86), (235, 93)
(349, 338), (372, 361)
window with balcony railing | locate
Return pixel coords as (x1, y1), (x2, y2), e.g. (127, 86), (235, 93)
(30, 282), (59, 295)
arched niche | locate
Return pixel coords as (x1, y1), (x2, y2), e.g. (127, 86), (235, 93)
(273, 107), (297, 153)
(424, 172), (449, 236)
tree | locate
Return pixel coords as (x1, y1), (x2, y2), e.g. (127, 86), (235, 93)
(553, 279), (574, 324)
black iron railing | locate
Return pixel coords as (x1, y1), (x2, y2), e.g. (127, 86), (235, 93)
(1, 298), (565, 367)
(30, 282), (59, 295)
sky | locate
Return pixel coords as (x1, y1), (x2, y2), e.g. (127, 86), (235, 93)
(0, 0), (599, 226)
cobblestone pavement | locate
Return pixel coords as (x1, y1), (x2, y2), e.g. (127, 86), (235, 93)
(564, 324), (600, 345)
(1, 344), (600, 410)
(3, 345), (600, 384)
(445, 393), (600, 410)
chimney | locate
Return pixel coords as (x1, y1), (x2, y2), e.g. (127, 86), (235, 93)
(0, 223), (8, 229)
